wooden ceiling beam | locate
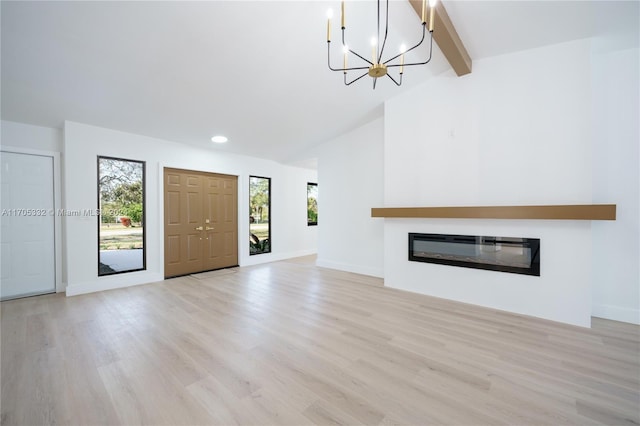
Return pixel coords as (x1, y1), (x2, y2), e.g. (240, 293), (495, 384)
(408, 0), (472, 76)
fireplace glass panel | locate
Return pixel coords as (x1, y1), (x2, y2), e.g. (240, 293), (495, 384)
(409, 233), (540, 276)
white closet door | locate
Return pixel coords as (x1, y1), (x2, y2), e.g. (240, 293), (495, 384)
(1, 151), (56, 300)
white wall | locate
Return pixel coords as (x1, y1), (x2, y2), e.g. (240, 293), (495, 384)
(1, 120), (63, 152)
(384, 39), (596, 327)
(316, 117), (384, 277)
(385, 39), (593, 207)
(591, 46), (640, 324)
(63, 121), (317, 296)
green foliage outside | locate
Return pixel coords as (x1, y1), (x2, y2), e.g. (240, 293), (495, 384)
(249, 236), (270, 255)
(307, 201), (318, 223)
(249, 177), (270, 224)
(101, 182), (143, 223)
(121, 202), (143, 223)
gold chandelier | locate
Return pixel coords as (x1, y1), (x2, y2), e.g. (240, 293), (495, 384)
(327, 0), (437, 88)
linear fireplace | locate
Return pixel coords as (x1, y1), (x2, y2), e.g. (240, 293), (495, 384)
(409, 233), (540, 276)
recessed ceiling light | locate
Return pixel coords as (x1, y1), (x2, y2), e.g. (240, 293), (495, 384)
(211, 135), (228, 143)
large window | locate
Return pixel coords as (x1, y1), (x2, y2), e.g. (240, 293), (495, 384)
(249, 176), (271, 255)
(307, 182), (318, 226)
(98, 157), (145, 275)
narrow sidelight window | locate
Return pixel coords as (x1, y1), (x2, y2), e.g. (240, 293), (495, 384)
(98, 156), (146, 275)
(249, 176), (271, 255)
(307, 182), (318, 226)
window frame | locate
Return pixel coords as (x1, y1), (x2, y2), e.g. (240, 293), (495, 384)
(97, 156), (146, 276)
(307, 182), (318, 226)
(249, 175), (272, 255)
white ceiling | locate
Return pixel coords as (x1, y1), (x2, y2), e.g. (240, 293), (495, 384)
(2, 1), (638, 168)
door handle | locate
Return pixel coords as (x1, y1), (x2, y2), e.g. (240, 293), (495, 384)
(206, 226), (215, 231)
(194, 226), (204, 231)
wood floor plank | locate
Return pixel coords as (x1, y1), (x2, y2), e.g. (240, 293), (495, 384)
(186, 375), (252, 425)
(1, 255), (639, 425)
(302, 398), (364, 426)
(97, 360), (164, 425)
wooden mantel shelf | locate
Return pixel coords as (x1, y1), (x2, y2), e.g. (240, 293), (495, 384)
(371, 204), (616, 220)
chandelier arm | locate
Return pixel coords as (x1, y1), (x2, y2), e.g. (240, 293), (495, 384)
(378, 0), (390, 64)
(327, 42), (341, 71)
(393, 33), (434, 67)
(383, 24), (426, 65)
(341, 28), (374, 66)
(339, 16), (375, 66)
(342, 66), (375, 71)
(328, 42), (372, 72)
(386, 73), (402, 86)
(349, 49), (374, 66)
(344, 72), (369, 86)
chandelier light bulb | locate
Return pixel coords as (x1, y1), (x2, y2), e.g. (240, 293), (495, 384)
(371, 37), (378, 64)
(428, 0), (436, 31)
(343, 45), (349, 71)
(327, 8), (333, 19)
(400, 43), (407, 53)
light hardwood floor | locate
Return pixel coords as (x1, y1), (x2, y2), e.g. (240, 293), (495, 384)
(2, 256), (639, 425)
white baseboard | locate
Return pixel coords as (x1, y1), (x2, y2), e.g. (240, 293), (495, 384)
(66, 271), (164, 296)
(592, 304), (640, 325)
(315, 259), (384, 278)
(240, 249), (317, 267)
(66, 251), (318, 296)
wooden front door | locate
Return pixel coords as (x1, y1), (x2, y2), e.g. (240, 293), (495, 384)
(164, 168), (238, 278)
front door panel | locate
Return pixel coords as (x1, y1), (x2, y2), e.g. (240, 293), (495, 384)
(164, 168), (237, 278)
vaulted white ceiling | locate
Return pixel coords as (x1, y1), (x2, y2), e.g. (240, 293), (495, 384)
(2, 1), (638, 167)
